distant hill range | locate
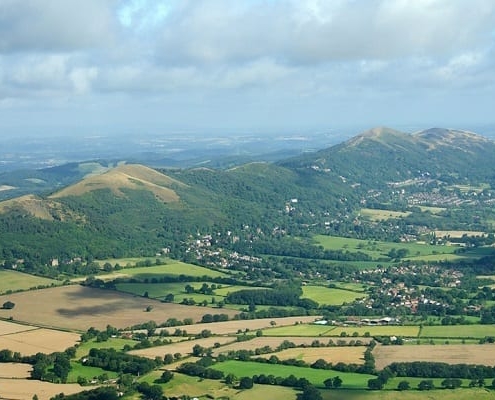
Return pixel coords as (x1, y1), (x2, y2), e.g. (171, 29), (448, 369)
(1, 126), (495, 260)
(279, 127), (495, 186)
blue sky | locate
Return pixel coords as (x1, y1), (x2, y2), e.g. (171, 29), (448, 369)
(1, 0), (495, 137)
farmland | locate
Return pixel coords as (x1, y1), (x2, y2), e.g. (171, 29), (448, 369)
(212, 360), (375, 389)
(0, 285), (237, 331)
(259, 346), (366, 365)
(302, 285), (365, 305)
(0, 379), (83, 400)
(0, 269), (59, 294)
(374, 344), (495, 370)
(0, 327), (80, 355)
(420, 324), (495, 339)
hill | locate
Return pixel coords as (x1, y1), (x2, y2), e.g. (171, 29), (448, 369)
(279, 127), (495, 187)
(50, 163), (184, 203)
(1, 126), (495, 263)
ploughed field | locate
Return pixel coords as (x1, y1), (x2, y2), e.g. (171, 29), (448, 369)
(0, 285), (237, 331)
(374, 343), (495, 370)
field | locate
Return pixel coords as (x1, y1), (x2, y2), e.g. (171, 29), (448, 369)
(0, 269), (59, 294)
(0, 378), (83, 400)
(331, 325), (420, 337)
(320, 388), (495, 400)
(129, 336), (236, 359)
(314, 235), (484, 263)
(420, 324), (495, 338)
(0, 285), (237, 331)
(0, 319), (38, 334)
(0, 328), (80, 355)
(302, 285), (365, 305)
(259, 346), (366, 365)
(153, 316), (321, 336)
(261, 323), (334, 336)
(434, 230), (486, 238)
(374, 343), (495, 370)
(0, 363), (31, 378)
(212, 360), (375, 389)
(95, 259), (228, 278)
(75, 337), (137, 358)
(212, 336), (369, 356)
(360, 208), (411, 220)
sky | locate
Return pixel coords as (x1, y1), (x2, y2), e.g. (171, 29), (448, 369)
(1, 0), (495, 138)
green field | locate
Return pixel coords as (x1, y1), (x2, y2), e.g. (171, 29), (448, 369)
(75, 337), (137, 358)
(212, 360), (375, 389)
(302, 285), (365, 306)
(315, 235), (464, 261)
(421, 324), (495, 339)
(331, 325), (420, 337)
(360, 208), (411, 221)
(68, 362), (118, 383)
(324, 388), (495, 400)
(103, 260), (228, 279)
(0, 269), (60, 294)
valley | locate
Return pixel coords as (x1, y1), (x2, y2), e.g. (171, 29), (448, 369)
(2, 127), (495, 399)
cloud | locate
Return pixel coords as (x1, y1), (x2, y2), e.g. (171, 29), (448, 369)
(0, 0), (117, 53)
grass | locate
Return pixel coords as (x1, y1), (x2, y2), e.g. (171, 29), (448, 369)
(212, 360), (375, 389)
(360, 208), (411, 221)
(0, 270), (59, 294)
(330, 325), (420, 337)
(314, 235), (483, 263)
(302, 285), (365, 306)
(67, 361), (118, 383)
(75, 337), (137, 358)
(420, 324), (495, 339)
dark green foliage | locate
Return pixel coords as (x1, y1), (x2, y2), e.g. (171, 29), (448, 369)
(50, 387), (119, 400)
(397, 380), (410, 391)
(239, 376), (254, 389)
(84, 348), (161, 375)
(1, 301), (15, 309)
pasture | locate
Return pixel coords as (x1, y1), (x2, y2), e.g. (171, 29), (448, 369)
(0, 328), (80, 355)
(302, 285), (365, 305)
(97, 259), (228, 278)
(360, 208), (411, 221)
(314, 235), (471, 262)
(0, 269), (59, 294)
(0, 285), (237, 331)
(420, 324), (495, 339)
(330, 325), (420, 337)
(374, 343), (495, 370)
(75, 337), (137, 358)
(321, 388), (495, 400)
(212, 360), (375, 389)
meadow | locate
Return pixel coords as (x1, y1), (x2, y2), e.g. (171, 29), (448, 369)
(302, 285), (366, 306)
(330, 325), (420, 337)
(0, 269), (59, 294)
(314, 235), (482, 262)
(420, 324), (495, 338)
(212, 360), (375, 389)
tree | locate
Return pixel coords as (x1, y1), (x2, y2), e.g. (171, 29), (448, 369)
(397, 380), (410, 391)
(159, 370), (173, 383)
(2, 301), (15, 309)
(368, 378), (384, 390)
(239, 376), (254, 389)
(298, 385), (322, 400)
(418, 380), (434, 391)
(332, 376), (343, 388)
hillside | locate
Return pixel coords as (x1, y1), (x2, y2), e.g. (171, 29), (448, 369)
(50, 163), (184, 203)
(1, 126), (495, 263)
(279, 127), (495, 187)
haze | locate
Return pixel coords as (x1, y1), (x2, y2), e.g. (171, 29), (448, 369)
(1, 0), (495, 138)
